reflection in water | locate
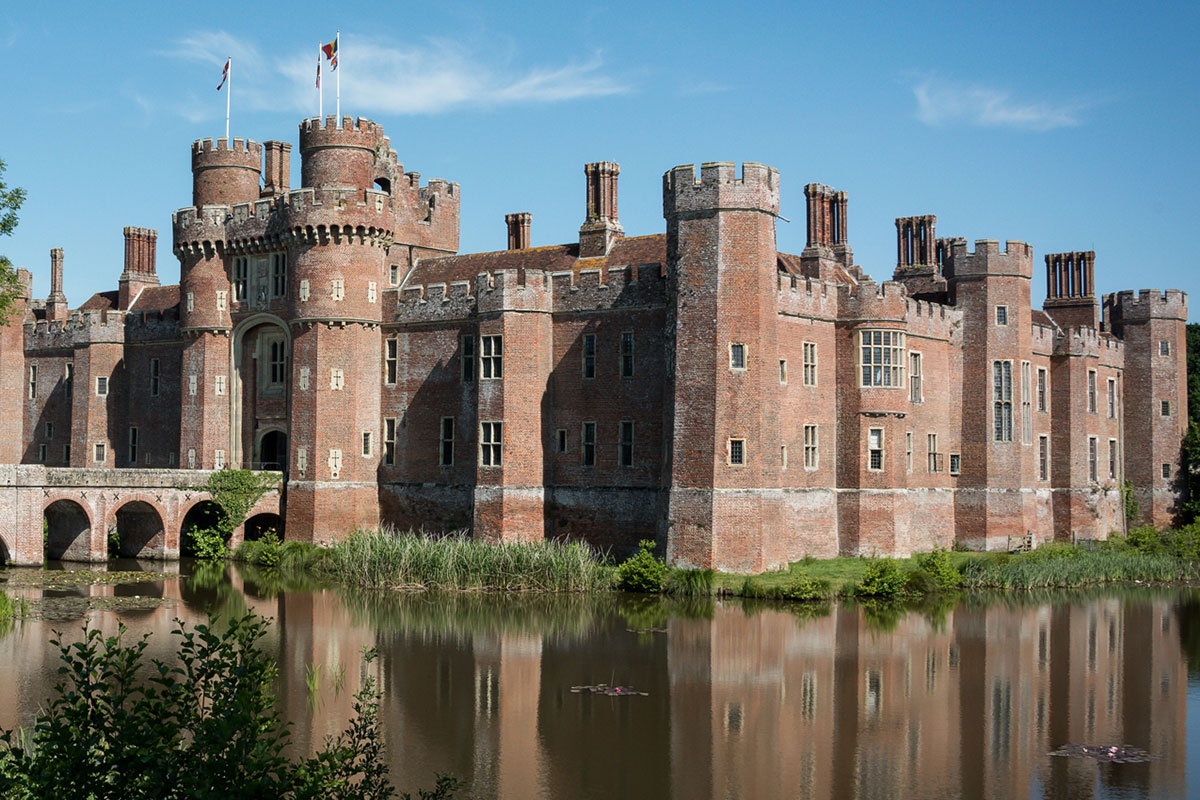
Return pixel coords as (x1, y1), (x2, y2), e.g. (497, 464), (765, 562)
(0, 565), (1193, 799)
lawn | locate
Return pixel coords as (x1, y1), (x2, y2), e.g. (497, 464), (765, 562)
(712, 552), (986, 595)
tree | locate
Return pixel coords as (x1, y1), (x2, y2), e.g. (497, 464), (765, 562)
(0, 157), (28, 324)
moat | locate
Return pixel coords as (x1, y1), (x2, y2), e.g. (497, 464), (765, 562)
(2, 562), (1198, 800)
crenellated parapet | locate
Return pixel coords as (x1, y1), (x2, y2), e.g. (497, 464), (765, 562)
(550, 263), (668, 313)
(475, 269), (552, 315)
(663, 162), (780, 219)
(1102, 289), (1188, 326)
(191, 137), (263, 208)
(395, 279), (476, 325)
(941, 238), (1033, 280)
(775, 274), (842, 319)
(24, 310), (126, 351)
(299, 115), (394, 191)
(1053, 325), (1124, 361)
(839, 279), (910, 323)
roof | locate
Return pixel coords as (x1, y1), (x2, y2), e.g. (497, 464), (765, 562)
(76, 285), (180, 314)
(79, 291), (118, 311)
(406, 234), (667, 287)
(1031, 309), (1060, 330)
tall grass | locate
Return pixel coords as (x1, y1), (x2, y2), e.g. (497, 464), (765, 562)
(321, 527), (613, 593)
(961, 550), (1192, 590)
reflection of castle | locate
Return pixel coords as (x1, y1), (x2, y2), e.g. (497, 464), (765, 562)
(3, 115), (1188, 569)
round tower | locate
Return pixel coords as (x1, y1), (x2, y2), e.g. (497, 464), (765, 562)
(299, 116), (389, 190)
(191, 137), (263, 208)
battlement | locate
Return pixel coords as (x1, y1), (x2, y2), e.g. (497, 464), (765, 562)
(776, 274), (841, 318)
(840, 279), (910, 322)
(1054, 325), (1123, 360)
(942, 238), (1033, 279)
(1102, 289), (1188, 324)
(662, 162), (780, 217)
(191, 136), (263, 160)
(300, 115), (386, 139)
(24, 309), (126, 350)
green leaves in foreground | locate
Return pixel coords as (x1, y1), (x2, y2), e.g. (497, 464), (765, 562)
(0, 614), (455, 800)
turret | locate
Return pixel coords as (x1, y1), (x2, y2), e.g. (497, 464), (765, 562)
(299, 116), (393, 191)
(46, 249), (67, 321)
(579, 162), (623, 257)
(191, 137), (262, 208)
(1043, 251), (1098, 329)
(117, 227), (159, 310)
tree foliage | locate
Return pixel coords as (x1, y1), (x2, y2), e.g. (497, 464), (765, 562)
(0, 157), (26, 324)
(1183, 324), (1200, 522)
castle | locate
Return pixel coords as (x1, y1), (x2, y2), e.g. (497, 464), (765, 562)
(0, 116), (1188, 571)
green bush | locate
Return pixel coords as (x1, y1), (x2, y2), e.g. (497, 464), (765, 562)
(0, 614), (455, 799)
(236, 529), (281, 567)
(1125, 525), (1164, 555)
(853, 558), (908, 599)
(776, 574), (832, 602)
(664, 567), (714, 597)
(618, 540), (669, 593)
(1161, 523), (1200, 562)
(185, 526), (229, 560)
(913, 548), (963, 591)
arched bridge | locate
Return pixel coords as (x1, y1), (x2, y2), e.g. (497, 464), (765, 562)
(0, 466), (282, 565)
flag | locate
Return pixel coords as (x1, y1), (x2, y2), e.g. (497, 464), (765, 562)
(217, 58), (230, 91)
(322, 38), (338, 69)
(316, 58), (321, 89)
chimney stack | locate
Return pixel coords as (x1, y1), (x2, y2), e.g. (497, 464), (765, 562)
(118, 227), (160, 310)
(506, 212), (531, 250)
(45, 248), (68, 321)
(579, 161), (623, 258)
(262, 141), (292, 197)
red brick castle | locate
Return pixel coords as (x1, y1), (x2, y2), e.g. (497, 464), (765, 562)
(1, 116), (1188, 571)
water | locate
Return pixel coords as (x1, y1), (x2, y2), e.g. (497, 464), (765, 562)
(1, 561), (1197, 800)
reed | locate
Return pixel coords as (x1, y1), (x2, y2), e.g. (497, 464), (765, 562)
(961, 550), (1192, 590)
(320, 527), (613, 593)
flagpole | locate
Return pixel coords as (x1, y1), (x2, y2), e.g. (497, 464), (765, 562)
(225, 56), (231, 143)
(318, 42), (323, 119)
(335, 30), (341, 126)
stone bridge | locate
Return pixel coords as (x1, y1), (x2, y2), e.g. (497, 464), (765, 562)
(0, 466), (282, 565)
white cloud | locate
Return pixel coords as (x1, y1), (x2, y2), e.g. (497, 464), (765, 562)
(162, 31), (628, 119)
(912, 74), (1088, 131)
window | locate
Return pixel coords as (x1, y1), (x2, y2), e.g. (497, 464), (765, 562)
(150, 358), (160, 396)
(298, 368), (310, 391)
(557, 429), (567, 453)
(860, 330), (905, 388)
(480, 421), (502, 466)
(779, 359), (788, 384)
(28, 364), (37, 399)
(167, 451), (174, 466)
(1021, 361), (1032, 444)
(993, 361), (1012, 442)
(215, 449), (226, 469)
(296, 447), (308, 477)
(327, 449), (341, 478)
(64, 363), (73, 399)
(481, 335), (503, 379)
(186, 291), (194, 313)
(461, 335), (475, 383)
(926, 433), (939, 472)
(215, 375), (226, 396)
(299, 280), (310, 302)
(1161, 400), (1171, 417)
(440, 418), (455, 466)
(1088, 437), (1098, 482)
(96, 376), (109, 397)
(362, 431), (373, 457)
(389, 264), (400, 286)
(189, 374), (197, 396)
(37, 444), (46, 463)
(128, 427), (139, 464)
(906, 431), (913, 473)
(187, 449), (196, 469)
(44, 421), (53, 439)
(268, 339), (286, 385)
(949, 453), (961, 476)
(620, 332), (635, 378)
(804, 425), (818, 470)
(729, 343), (746, 371)
(330, 278), (345, 301)
(868, 428), (884, 471)
(780, 445), (788, 471)
(582, 334), (596, 379)
(1037, 368), (1047, 412)
(803, 342), (817, 386)
(995, 305), (1008, 326)
(385, 339), (398, 385)
(582, 422), (597, 466)
(1087, 370), (1097, 413)
(909, 352), (922, 403)
(330, 369), (344, 391)
(619, 421), (634, 467)
(271, 253), (287, 298)
(1108, 440), (1118, 480)
(1039, 436), (1049, 481)
(233, 257), (248, 302)
(1160, 340), (1171, 356)
(1107, 378), (1116, 419)
(216, 290), (227, 311)
(729, 438), (745, 466)
(383, 419), (397, 466)
(368, 281), (377, 303)
(64, 444), (71, 463)
(1163, 463), (1172, 480)
(94, 442), (106, 464)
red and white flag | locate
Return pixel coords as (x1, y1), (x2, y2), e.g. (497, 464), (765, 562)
(217, 58), (230, 91)
(316, 57), (321, 89)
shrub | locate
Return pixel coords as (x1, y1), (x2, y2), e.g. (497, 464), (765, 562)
(617, 540), (669, 594)
(852, 558), (909, 599)
(913, 548), (963, 591)
(0, 614), (455, 799)
(186, 526), (229, 560)
(776, 574), (832, 602)
(1161, 523), (1200, 562)
(236, 529), (281, 567)
(664, 567), (714, 597)
(1125, 525), (1164, 555)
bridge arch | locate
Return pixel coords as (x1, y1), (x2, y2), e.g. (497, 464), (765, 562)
(110, 499), (167, 559)
(44, 498), (94, 562)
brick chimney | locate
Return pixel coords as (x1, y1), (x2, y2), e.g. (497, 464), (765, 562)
(46, 248), (67, 320)
(118, 227), (160, 310)
(262, 140), (292, 197)
(578, 161), (623, 257)
(506, 212), (531, 250)
(1043, 251), (1099, 329)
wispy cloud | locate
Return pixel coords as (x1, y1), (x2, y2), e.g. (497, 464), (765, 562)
(160, 31), (629, 119)
(911, 74), (1090, 131)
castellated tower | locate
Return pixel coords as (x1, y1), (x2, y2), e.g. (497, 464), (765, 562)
(1103, 289), (1189, 526)
(664, 162), (784, 572)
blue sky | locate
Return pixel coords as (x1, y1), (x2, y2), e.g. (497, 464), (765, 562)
(2, 1), (1198, 318)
